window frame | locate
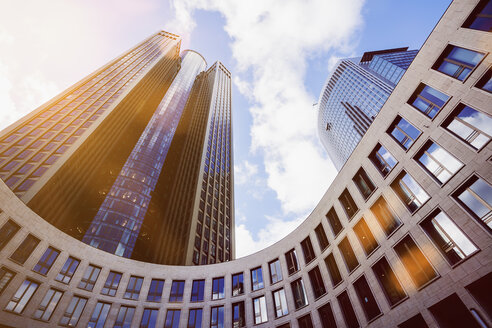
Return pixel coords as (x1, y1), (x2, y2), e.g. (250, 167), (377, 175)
(268, 259), (283, 285)
(352, 167), (377, 201)
(32, 287), (64, 321)
(407, 83), (450, 119)
(391, 170), (431, 214)
(231, 273), (244, 296)
(431, 44), (486, 82)
(250, 266), (264, 291)
(387, 116), (422, 151)
(272, 288), (289, 318)
(369, 143), (398, 178)
(55, 256), (80, 284)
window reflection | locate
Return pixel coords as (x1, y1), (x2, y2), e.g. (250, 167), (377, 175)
(444, 104), (492, 150)
(433, 45), (484, 81)
(454, 176), (492, 229)
(392, 171), (430, 212)
(408, 84), (449, 118)
(416, 141), (463, 184)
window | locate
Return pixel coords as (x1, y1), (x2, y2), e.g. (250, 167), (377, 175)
(273, 288), (289, 318)
(291, 278), (308, 309)
(164, 309), (181, 328)
(140, 308), (159, 328)
(433, 45), (484, 81)
(101, 271), (122, 296)
(339, 189), (359, 220)
(338, 237), (359, 273)
(78, 264), (101, 291)
(301, 236), (316, 264)
(0, 267), (16, 296)
(210, 306), (224, 328)
(392, 171), (430, 212)
(253, 296), (268, 324)
(0, 219), (20, 251)
(285, 249), (300, 275)
(324, 253), (343, 286)
(114, 305), (135, 328)
(147, 279), (164, 302)
(462, 0), (492, 31)
(59, 295), (87, 327)
(353, 218), (379, 256)
(372, 257), (407, 306)
(421, 209), (478, 265)
(314, 224), (330, 251)
(169, 280), (185, 302)
(33, 288), (63, 321)
(9, 233), (40, 264)
(188, 308), (203, 328)
(337, 291), (360, 328)
(87, 301), (111, 328)
(269, 259), (283, 284)
(428, 293), (481, 328)
(124, 276), (143, 300)
(369, 144), (398, 177)
(232, 302), (245, 327)
(398, 313), (429, 328)
(408, 83), (449, 118)
(388, 116), (421, 150)
(353, 275), (381, 321)
(371, 197), (401, 236)
(308, 266), (326, 298)
(326, 207), (343, 236)
(443, 104), (492, 150)
(231, 273), (243, 296)
(32, 246), (60, 275)
(251, 267), (264, 291)
(415, 141), (463, 184)
(212, 277), (224, 300)
(191, 279), (205, 301)
(465, 273), (492, 318)
(476, 68), (492, 93)
(453, 175), (492, 230)
(5, 279), (39, 314)
(353, 168), (376, 200)
(318, 302), (337, 328)
(298, 314), (314, 328)
(56, 256), (80, 284)
(394, 235), (438, 288)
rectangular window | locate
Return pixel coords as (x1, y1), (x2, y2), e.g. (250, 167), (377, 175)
(369, 144), (398, 177)
(87, 301), (111, 328)
(251, 267), (264, 291)
(443, 104), (492, 150)
(55, 256), (80, 284)
(372, 257), (407, 306)
(5, 279), (39, 314)
(298, 314), (314, 328)
(269, 259), (283, 284)
(318, 302), (337, 328)
(462, 0), (492, 31)
(338, 237), (359, 273)
(0, 219), (20, 251)
(212, 277), (225, 300)
(59, 295), (87, 327)
(353, 168), (376, 200)
(353, 275), (381, 321)
(428, 293), (480, 328)
(140, 308), (159, 328)
(339, 189), (359, 220)
(433, 45), (484, 80)
(169, 280), (185, 302)
(285, 249), (300, 275)
(324, 253), (343, 286)
(308, 266), (326, 299)
(388, 116), (421, 150)
(398, 313), (429, 328)
(210, 306), (224, 328)
(253, 296), (268, 324)
(291, 278), (308, 309)
(232, 301), (245, 327)
(353, 218), (379, 256)
(78, 264), (101, 291)
(191, 279), (205, 301)
(147, 279), (164, 302)
(273, 288), (289, 318)
(301, 236), (316, 264)
(476, 68), (492, 93)
(101, 271), (122, 296)
(337, 290), (360, 328)
(9, 233), (40, 264)
(0, 267), (16, 295)
(315, 224), (330, 251)
(370, 197), (401, 236)
(231, 273), (243, 296)
(421, 209), (478, 265)
(188, 308), (203, 328)
(408, 83), (449, 118)
(392, 171), (430, 212)
(326, 207), (343, 237)
(454, 175), (492, 230)
(33, 288), (63, 321)
(32, 246), (60, 275)
(114, 305), (135, 328)
(394, 235), (438, 288)
(415, 141), (463, 184)
(124, 276), (143, 300)
(164, 309), (181, 328)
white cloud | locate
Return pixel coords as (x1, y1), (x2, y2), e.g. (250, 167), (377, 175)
(234, 160), (258, 185)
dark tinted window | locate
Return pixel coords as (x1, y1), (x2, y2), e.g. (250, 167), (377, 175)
(370, 197), (401, 236)
(372, 257), (407, 306)
(0, 220), (20, 251)
(353, 168), (376, 200)
(353, 218), (378, 256)
(10, 234), (40, 264)
(353, 275), (381, 321)
(462, 0), (492, 32)
(301, 236), (316, 264)
(324, 253), (343, 286)
(338, 237), (359, 273)
(337, 290), (359, 328)
(315, 224), (330, 250)
(308, 266), (326, 299)
(326, 207), (343, 237)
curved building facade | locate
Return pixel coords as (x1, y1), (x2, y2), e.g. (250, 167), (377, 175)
(0, 0), (491, 327)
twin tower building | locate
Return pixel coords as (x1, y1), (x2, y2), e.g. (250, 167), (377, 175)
(0, 32), (234, 266)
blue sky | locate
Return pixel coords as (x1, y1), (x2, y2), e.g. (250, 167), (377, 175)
(0, 0), (450, 257)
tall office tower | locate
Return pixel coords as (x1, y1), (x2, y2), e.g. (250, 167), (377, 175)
(317, 48), (418, 170)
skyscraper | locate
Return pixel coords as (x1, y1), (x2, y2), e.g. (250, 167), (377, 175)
(317, 48), (418, 170)
(0, 31), (234, 265)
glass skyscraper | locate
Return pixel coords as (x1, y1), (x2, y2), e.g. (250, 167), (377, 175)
(317, 48), (418, 170)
